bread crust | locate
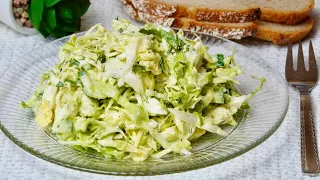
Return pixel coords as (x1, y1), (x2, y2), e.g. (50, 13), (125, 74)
(123, 2), (257, 40)
(123, 0), (314, 25)
(256, 17), (314, 45)
(174, 18), (258, 39)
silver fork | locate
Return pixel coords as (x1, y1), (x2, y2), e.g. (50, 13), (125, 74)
(286, 41), (320, 174)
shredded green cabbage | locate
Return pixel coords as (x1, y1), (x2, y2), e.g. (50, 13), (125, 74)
(22, 18), (265, 161)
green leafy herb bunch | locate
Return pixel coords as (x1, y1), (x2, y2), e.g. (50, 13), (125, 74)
(29, 0), (90, 37)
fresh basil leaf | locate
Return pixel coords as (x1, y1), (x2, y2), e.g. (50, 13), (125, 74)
(79, 0), (91, 16)
(43, 21), (67, 37)
(70, 4), (81, 19)
(45, 0), (60, 7)
(42, 21), (55, 36)
(60, 19), (80, 32)
(51, 28), (68, 37)
(57, 3), (73, 20)
(45, 7), (56, 30)
(38, 22), (50, 37)
(63, 19), (74, 23)
(29, 0), (45, 29)
(60, 22), (76, 32)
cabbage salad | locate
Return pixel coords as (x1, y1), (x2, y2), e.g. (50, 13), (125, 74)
(22, 18), (265, 161)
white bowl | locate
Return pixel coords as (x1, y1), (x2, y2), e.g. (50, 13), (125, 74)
(0, 0), (38, 35)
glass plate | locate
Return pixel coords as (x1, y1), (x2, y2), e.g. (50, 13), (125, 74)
(0, 30), (289, 176)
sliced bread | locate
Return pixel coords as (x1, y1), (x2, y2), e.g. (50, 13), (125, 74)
(259, 0), (314, 24)
(256, 16), (314, 45)
(123, 2), (314, 44)
(124, 0), (314, 25)
(122, 0), (261, 23)
(123, 2), (258, 39)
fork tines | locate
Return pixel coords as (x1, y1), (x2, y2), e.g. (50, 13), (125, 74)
(285, 41), (317, 76)
(308, 41), (317, 74)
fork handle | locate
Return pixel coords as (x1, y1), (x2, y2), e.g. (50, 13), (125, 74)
(300, 92), (320, 173)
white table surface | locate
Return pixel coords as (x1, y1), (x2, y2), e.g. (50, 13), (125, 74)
(1, 0), (320, 179)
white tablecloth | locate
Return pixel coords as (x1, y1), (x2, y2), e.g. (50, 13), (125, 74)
(1, 0), (320, 179)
